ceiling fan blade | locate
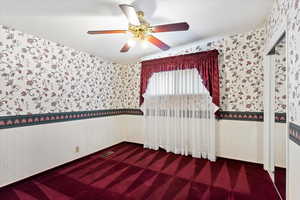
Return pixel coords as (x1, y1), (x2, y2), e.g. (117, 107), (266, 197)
(87, 30), (127, 34)
(120, 43), (130, 53)
(119, 4), (140, 26)
(146, 35), (170, 51)
(152, 22), (189, 33)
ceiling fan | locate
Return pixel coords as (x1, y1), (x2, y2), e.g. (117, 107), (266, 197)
(87, 4), (190, 53)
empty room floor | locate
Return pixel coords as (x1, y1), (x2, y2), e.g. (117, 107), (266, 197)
(0, 142), (280, 200)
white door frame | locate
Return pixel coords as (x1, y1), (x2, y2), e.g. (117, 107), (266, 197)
(263, 21), (289, 199)
(263, 50), (275, 173)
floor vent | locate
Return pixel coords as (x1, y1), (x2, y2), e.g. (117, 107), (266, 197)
(100, 151), (115, 158)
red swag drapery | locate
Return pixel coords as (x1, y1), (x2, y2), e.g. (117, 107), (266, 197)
(140, 49), (220, 107)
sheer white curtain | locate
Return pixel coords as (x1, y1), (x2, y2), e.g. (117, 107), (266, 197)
(141, 69), (216, 161)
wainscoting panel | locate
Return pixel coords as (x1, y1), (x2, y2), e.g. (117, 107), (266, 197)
(123, 115), (287, 166)
(0, 116), (126, 187)
(0, 110), (287, 187)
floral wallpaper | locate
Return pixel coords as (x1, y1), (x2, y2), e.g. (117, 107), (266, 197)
(0, 22), (289, 117)
(120, 62), (141, 108)
(220, 30), (266, 112)
(265, 0), (289, 48)
(124, 28), (287, 113)
(265, 0), (300, 125)
(287, 0), (300, 125)
(275, 38), (287, 113)
(0, 24), (128, 116)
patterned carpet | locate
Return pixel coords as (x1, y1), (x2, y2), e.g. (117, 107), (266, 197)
(0, 142), (280, 200)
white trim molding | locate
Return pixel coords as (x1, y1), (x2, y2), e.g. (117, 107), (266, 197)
(264, 53), (275, 173)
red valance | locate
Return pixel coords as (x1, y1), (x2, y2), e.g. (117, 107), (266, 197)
(140, 50), (220, 106)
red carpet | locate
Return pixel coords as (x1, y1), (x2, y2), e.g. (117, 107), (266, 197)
(0, 142), (280, 200)
(275, 167), (286, 199)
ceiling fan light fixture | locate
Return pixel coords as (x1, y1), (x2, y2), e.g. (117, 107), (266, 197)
(87, 4), (190, 53)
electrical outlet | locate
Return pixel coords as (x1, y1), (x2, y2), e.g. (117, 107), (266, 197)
(75, 146), (80, 153)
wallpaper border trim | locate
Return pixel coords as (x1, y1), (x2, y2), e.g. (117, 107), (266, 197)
(289, 122), (300, 146)
(218, 111), (264, 121)
(0, 110), (286, 129)
(218, 111), (286, 123)
(0, 109), (143, 129)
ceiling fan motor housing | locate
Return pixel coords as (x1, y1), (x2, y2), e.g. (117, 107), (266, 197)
(128, 12), (152, 40)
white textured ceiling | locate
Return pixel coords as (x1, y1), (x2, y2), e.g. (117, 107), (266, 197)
(0, 0), (273, 63)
